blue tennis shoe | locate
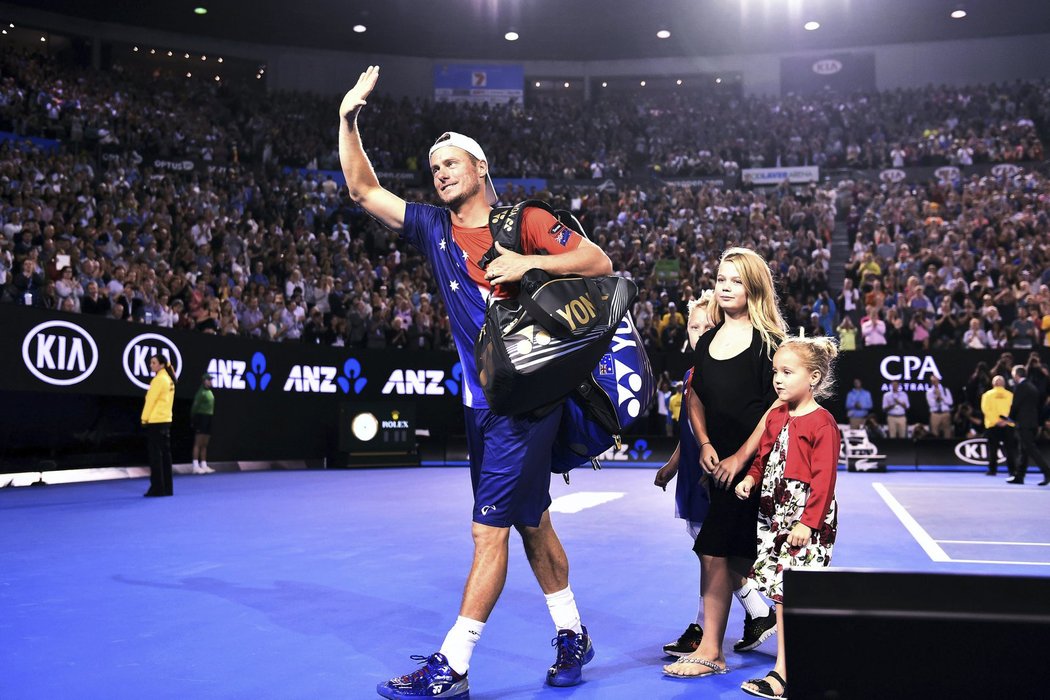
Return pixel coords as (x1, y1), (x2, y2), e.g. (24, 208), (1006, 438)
(546, 626), (595, 687)
(376, 652), (469, 699)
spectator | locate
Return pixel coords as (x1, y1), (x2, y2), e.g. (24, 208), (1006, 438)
(836, 316), (858, 350)
(883, 379), (910, 438)
(925, 375), (954, 438)
(860, 307), (886, 346)
(845, 378), (874, 429)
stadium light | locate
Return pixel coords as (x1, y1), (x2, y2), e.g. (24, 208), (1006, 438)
(505, 31), (519, 41)
(564, 82), (570, 88)
(657, 30), (670, 39)
(601, 81), (608, 88)
(640, 80), (646, 87)
(194, 7), (208, 15)
(353, 24), (367, 33)
(951, 9), (967, 19)
(804, 21), (820, 31)
(676, 79), (682, 85)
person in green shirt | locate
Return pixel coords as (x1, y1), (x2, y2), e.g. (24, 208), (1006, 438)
(191, 373), (215, 474)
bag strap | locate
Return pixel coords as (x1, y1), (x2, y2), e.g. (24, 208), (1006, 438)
(480, 199), (589, 270)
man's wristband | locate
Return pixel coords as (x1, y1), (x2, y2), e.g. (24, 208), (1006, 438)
(700, 441), (712, 448)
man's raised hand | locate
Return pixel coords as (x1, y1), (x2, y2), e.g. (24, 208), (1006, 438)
(339, 65), (380, 120)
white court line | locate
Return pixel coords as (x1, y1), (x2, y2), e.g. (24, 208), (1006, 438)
(872, 482), (950, 562)
(549, 491), (625, 514)
(937, 559), (1050, 567)
(878, 484), (1045, 493)
(936, 539), (1050, 547)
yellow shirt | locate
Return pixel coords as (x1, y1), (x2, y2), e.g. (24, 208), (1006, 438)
(980, 386), (1013, 429)
(141, 370), (175, 424)
(668, 392), (683, 422)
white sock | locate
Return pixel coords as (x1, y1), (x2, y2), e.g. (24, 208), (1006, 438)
(735, 579), (771, 618)
(544, 586), (583, 634)
(439, 616), (484, 676)
(192, 459), (200, 469)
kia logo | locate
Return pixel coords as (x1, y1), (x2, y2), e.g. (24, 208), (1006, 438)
(812, 59), (843, 75)
(954, 438), (1006, 466)
(991, 163), (1020, 178)
(879, 169), (907, 183)
(935, 166), (960, 182)
(123, 333), (183, 390)
(22, 320), (99, 386)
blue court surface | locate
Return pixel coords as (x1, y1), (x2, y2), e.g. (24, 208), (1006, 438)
(2, 467), (1048, 699)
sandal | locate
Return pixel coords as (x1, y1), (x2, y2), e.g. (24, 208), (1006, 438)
(662, 656), (729, 678)
(741, 669), (787, 699)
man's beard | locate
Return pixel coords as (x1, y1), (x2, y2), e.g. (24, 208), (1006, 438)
(441, 177), (481, 210)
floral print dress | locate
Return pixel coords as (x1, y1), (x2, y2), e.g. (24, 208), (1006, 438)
(750, 422), (838, 603)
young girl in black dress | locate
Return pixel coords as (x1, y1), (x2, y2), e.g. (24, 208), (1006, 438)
(663, 247), (787, 679)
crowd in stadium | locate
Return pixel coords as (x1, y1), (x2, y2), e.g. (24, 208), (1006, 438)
(2, 46), (1050, 354)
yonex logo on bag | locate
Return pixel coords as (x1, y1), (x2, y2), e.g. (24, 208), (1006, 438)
(555, 295), (597, 332)
(609, 318), (645, 418)
(22, 320), (99, 386)
(123, 333), (183, 390)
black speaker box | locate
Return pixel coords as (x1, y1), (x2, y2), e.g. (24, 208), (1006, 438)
(784, 569), (1050, 699)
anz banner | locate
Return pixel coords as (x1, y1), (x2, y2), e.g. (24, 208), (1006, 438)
(1, 305), (471, 467)
(2, 304), (464, 403)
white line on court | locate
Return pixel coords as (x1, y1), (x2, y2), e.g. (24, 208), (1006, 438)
(549, 491), (625, 514)
(936, 539), (1050, 547)
(936, 559), (1050, 567)
(877, 484), (1046, 493)
(872, 482), (950, 562)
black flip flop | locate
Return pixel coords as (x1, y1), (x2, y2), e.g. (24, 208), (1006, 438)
(741, 669), (787, 699)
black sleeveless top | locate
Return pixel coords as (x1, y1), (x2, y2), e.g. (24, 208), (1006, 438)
(689, 324), (777, 459)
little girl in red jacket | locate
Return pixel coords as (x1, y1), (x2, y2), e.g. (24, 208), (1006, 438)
(735, 335), (841, 700)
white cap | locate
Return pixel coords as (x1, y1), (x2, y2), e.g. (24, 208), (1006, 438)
(429, 131), (498, 206)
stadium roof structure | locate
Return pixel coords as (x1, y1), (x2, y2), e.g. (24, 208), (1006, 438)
(10, 0), (1050, 62)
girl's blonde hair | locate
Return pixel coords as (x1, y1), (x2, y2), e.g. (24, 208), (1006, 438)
(686, 289), (715, 318)
(778, 335), (839, 401)
(710, 247), (787, 355)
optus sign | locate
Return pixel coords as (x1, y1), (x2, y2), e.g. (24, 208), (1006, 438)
(21, 320), (99, 386)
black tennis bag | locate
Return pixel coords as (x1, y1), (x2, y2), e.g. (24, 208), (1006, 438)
(475, 268), (638, 416)
(474, 200), (654, 476)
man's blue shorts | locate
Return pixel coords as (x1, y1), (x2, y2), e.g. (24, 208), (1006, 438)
(464, 404), (563, 528)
